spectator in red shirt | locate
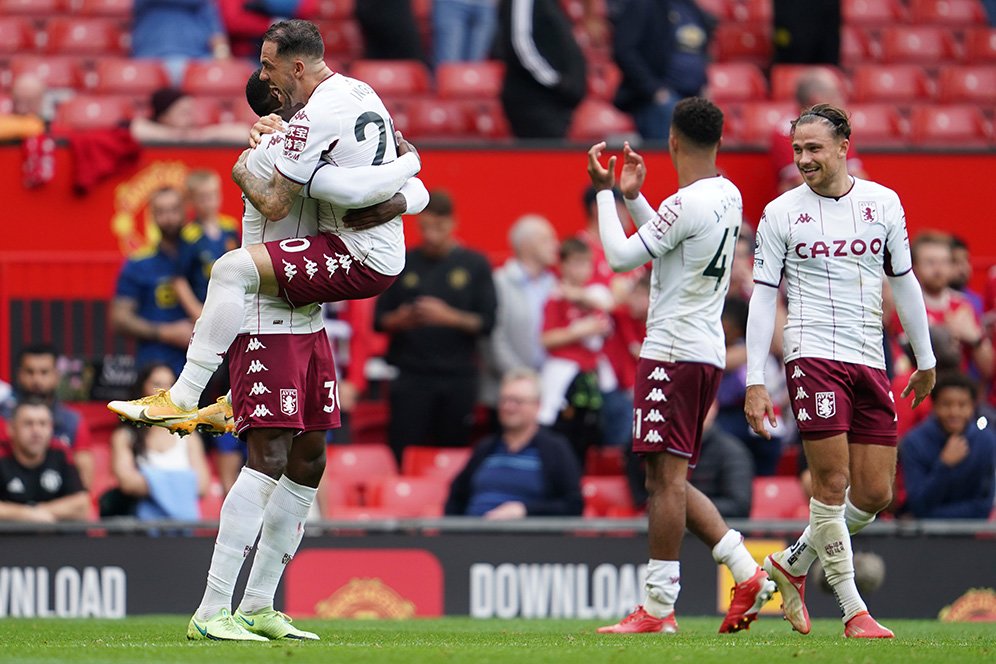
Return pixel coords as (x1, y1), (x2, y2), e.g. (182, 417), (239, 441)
(601, 273), (649, 446)
(580, 185), (635, 300)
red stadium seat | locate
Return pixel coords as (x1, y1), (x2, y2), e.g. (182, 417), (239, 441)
(750, 477), (809, 520)
(938, 66), (996, 104)
(402, 446), (472, 482)
(880, 26), (957, 64)
(568, 98), (636, 141)
(712, 24), (772, 65)
(89, 58), (169, 95)
(199, 481), (225, 521)
(326, 444), (398, 505)
(584, 446), (625, 476)
(738, 101), (795, 147)
(707, 62), (767, 102)
(582, 476), (635, 517)
(10, 56), (83, 90)
(318, 20), (364, 59)
(53, 95), (133, 130)
(851, 64), (933, 103)
(349, 60), (431, 96)
(0, 17), (36, 54)
(181, 60), (256, 97)
(326, 506), (397, 520)
(322, 478), (355, 510)
(43, 17), (128, 56)
(963, 28), (996, 63)
(462, 99), (512, 139)
(370, 477), (449, 517)
(436, 61), (504, 99)
(696, 0), (733, 20)
(769, 65), (846, 101)
(87, 443), (115, 500)
(187, 97), (228, 126)
(586, 61), (622, 102)
(0, 0), (60, 17)
(315, 0), (355, 19)
(848, 104), (908, 147)
(910, 0), (986, 25)
(67, 0), (134, 16)
(408, 98), (472, 138)
(842, 0), (906, 24)
(841, 25), (873, 66)
(731, 0), (773, 23)
(910, 105), (992, 146)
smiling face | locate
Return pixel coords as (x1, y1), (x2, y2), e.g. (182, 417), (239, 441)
(259, 41), (302, 106)
(791, 121), (850, 196)
(934, 386), (974, 436)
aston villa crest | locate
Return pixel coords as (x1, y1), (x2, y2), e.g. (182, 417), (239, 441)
(815, 391), (836, 419)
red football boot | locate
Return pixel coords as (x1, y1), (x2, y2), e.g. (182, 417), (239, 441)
(597, 606), (679, 634)
(719, 567), (777, 633)
(844, 611), (894, 638)
(763, 552), (812, 634)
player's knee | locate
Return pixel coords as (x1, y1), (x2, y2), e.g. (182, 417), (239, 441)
(212, 248), (259, 292)
(812, 470), (849, 504)
(246, 441), (289, 479)
(852, 485), (892, 514)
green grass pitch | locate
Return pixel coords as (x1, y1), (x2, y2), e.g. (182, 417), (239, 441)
(0, 617), (992, 663)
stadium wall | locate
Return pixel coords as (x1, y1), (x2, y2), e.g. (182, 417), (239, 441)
(0, 529), (991, 620)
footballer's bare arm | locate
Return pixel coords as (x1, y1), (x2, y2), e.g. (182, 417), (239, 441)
(232, 149), (302, 220)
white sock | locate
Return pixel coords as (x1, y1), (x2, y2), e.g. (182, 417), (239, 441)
(239, 475), (317, 614)
(844, 490), (877, 536)
(711, 529), (757, 584)
(196, 468), (277, 620)
(171, 249), (259, 410)
(782, 490), (879, 577)
(809, 498), (866, 622)
(643, 559), (680, 618)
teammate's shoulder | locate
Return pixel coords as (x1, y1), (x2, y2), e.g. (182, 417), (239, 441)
(180, 223), (203, 244)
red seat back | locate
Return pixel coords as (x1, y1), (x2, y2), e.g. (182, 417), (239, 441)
(436, 61), (504, 99)
(581, 475), (635, 517)
(750, 477), (809, 520)
(402, 446), (473, 482)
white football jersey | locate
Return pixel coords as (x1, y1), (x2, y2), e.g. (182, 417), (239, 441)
(639, 176), (743, 369)
(274, 73), (405, 276)
(753, 177), (911, 369)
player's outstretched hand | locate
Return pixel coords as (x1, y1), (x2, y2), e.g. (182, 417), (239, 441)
(619, 142), (646, 199)
(342, 193), (407, 230)
(396, 130), (421, 169)
(901, 366), (936, 409)
(744, 384), (777, 440)
(248, 113), (284, 148)
(587, 142), (616, 191)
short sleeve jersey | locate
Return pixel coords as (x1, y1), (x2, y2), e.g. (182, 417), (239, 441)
(753, 178), (911, 369)
(637, 176), (743, 369)
(0, 444), (83, 505)
(177, 218), (241, 302)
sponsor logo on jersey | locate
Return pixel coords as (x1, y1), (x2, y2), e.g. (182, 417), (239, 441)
(815, 391), (836, 419)
(797, 408), (812, 422)
(794, 386), (809, 400)
(792, 365), (806, 379)
(283, 124), (309, 158)
(647, 367), (671, 382)
(646, 388), (667, 403)
(283, 259), (298, 281)
(248, 382), (271, 396)
(643, 430), (664, 444)
(243, 545), (252, 558)
(794, 237), (883, 260)
(247, 360), (268, 374)
(281, 553), (293, 565)
(280, 389), (299, 416)
(246, 337), (266, 352)
(644, 409), (665, 423)
(304, 257), (318, 280)
(291, 109), (310, 122)
(40, 469), (62, 494)
(858, 201), (878, 223)
(252, 404), (274, 418)
(795, 213), (815, 225)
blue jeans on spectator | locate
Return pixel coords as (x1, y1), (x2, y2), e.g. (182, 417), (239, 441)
(632, 93), (677, 141)
(984, 0), (996, 26)
(600, 388), (634, 448)
(433, 0), (498, 66)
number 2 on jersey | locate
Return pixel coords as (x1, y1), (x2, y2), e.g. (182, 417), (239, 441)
(354, 112), (389, 166)
(703, 226), (739, 291)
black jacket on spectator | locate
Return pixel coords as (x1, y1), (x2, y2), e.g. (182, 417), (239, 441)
(497, 0), (587, 138)
(445, 428), (584, 516)
(0, 444), (84, 505)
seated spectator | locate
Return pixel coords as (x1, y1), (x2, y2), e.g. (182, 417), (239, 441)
(0, 399), (89, 523)
(899, 373), (995, 520)
(627, 401), (754, 518)
(133, 0), (231, 85)
(433, 0), (498, 66)
(950, 236), (983, 316)
(445, 369), (583, 518)
(109, 364), (211, 520)
(579, 185), (634, 301)
(219, 0), (317, 60)
(539, 237), (614, 461)
(0, 74), (46, 141)
(131, 88), (249, 145)
(0, 344), (93, 488)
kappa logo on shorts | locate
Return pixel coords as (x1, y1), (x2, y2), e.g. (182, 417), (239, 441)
(647, 367), (671, 382)
(792, 365), (806, 379)
(252, 404), (274, 418)
(280, 389), (299, 416)
(336, 252), (353, 273)
(795, 386), (809, 400)
(643, 430), (664, 444)
(247, 360), (268, 374)
(644, 409), (665, 423)
(646, 388), (667, 402)
(283, 259), (298, 282)
(815, 391), (836, 419)
(797, 408), (812, 422)
(246, 337), (267, 352)
(248, 382), (271, 396)
(304, 256), (319, 280)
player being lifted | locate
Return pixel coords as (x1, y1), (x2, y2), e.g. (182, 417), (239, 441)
(588, 98), (776, 635)
(745, 104), (935, 638)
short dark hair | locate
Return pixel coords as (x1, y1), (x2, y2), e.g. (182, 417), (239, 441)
(932, 372), (978, 402)
(16, 343), (58, 368)
(912, 230), (952, 264)
(263, 19), (324, 60)
(950, 235), (969, 252)
(11, 395), (53, 420)
(560, 236), (591, 261)
(424, 190), (454, 217)
(671, 97), (724, 148)
(246, 68), (282, 117)
(792, 103), (852, 141)
(722, 296), (750, 336)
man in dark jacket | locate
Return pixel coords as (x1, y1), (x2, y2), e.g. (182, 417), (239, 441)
(445, 368), (583, 517)
(497, 0), (587, 139)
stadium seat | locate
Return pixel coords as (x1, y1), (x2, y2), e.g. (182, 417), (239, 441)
(43, 18), (128, 56)
(402, 446), (472, 482)
(584, 446), (625, 476)
(581, 476), (635, 518)
(181, 60), (256, 97)
(712, 24), (772, 65)
(0, 0), (60, 17)
(186, 97), (227, 126)
(841, 25), (873, 66)
(318, 20), (364, 59)
(738, 101), (795, 147)
(436, 61), (504, 99)
(462, 99), (512, 139)
(910, 0), (986, 25)
(938, 66), (996, 104)
(88, 58), (169, 95)
(880, 26), (957, 64)
(407, 98), (472, 138)
(750, 477), (809, 520)
(842, 0), (906, 24)
(586, 62), (622, 102)
(567, 98), (637, 141)
(910, 105), (992, 146)
(769, 65), (845, 101)
(706, 62), (767, 102)
(53, 95), (133, 130)
(198, 481), (225, 521)
(68, 0), (134, 16)
(315, 0), (355, 19)
(9, 56), (82, 90)
(349, 60), (431, 96)
(848, 104), (908, 147)
(370, 477), (449, 517)
(323, 478), (355, 510)
(851, 64), (933, 103)
(695, 0), (733, 20)
(963, 28), (996, 63)
(326, 506), (397, 520)
(731, 0), (773, 23)
(326, 444), (398, 505)
(87, 443), (115, 500)
(0, 16), (36, 54)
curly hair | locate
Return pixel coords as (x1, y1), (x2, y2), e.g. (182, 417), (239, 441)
(671, 97), (724, 148)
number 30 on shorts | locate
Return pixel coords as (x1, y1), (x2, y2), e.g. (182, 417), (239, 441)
(323, 380), (339, 414)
